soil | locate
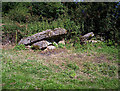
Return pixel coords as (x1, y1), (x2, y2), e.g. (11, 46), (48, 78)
(38, 47), (68, 56)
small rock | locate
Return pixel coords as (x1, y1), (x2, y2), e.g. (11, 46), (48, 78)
(32, 40), (52, 49)
(88, 40), (101, 43)
(47, 45), (56, 50)
(58, 38), (65, 45)
(82, 32), (94, 38)
(81, 32), (94, 41)
(25, 45), (31, 49)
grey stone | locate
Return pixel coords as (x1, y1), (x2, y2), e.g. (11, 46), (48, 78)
(47, 45), (56, 50)
(81, 32), (94, 43)
(58, 39), (65, 45)
(32, 40), (52, 49)
(88, 40), (101, 43)
(81, 32), (94, 40)
(18, 28), (67, 45)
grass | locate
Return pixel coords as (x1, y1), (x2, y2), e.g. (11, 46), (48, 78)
(1, 41), (119, 89)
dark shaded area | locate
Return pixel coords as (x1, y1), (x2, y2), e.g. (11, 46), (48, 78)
(2, 2), (120, 45)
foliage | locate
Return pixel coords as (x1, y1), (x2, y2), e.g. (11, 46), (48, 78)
(32, 2), (64, 19)
(2, 2), (120, 45)
(6, 3), (31, 23)
(2, 2), (20, 14)
(2, 16), (80, 43)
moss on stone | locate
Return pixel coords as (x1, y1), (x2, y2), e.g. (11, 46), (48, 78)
(32, 45), (40, 50)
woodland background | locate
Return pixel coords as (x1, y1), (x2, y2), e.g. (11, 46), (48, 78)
(2, 2), (120, 45)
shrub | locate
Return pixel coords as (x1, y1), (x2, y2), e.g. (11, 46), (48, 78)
(7, 4), (31, 23)
(2, 2), (120, 45)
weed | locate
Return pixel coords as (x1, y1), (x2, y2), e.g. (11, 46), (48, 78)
(82, 62), (117, 77)
(69, 70), (76, 78)
(107, 56), (114, 61)
(63, 69), (76, 78)
(13, 44), (27, 50)
(58, 43), (65, 48)
(53, 42), (58, 48)
(67, 63), (79, 71)
(65, 43), (73, 49)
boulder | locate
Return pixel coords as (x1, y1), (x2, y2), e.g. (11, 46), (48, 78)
(32, 40), (52, 49)
(18, 28), (67, 45)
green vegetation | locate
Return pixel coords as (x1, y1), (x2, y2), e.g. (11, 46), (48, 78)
(1, 2), (120, 89)
(82, 62), (117, 77)
(58, 43), (65, 48)
(67, 63), (79, 71)
(53, 42), (58, 48)
(13, 44), (27, 50)
(2, 2), (120, 45)
(1, 41), (119, 89)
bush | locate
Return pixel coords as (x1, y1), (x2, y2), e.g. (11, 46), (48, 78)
(7, 4), (31, 23)
(32, 2), (64, 19)
(2, 2), (120, 45)
(2, 18), (26, 43)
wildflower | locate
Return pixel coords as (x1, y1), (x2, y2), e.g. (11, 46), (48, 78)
(82, 10), (84, 13)
(116, 5), (118, 8)
(115, 0), (120, 2)
(117, 2), (120, 5)
(74, 0), (84, 2)
(78, 0), (84, 2)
